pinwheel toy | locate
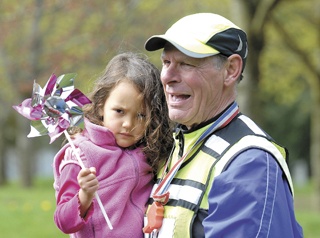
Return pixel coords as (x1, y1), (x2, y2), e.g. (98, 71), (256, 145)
(13, 73), (113, 230)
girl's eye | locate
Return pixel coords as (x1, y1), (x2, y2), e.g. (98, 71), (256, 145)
(115, 109), (124, 114)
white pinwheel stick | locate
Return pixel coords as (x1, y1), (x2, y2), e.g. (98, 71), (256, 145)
(64, 131), (113, 230)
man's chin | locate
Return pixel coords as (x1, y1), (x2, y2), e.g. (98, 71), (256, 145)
(169, 110), (189, 124)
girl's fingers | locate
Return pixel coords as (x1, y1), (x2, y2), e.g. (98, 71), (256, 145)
(89, 167), (96, 175)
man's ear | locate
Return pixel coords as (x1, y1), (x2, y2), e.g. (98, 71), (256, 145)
(224, 54), (242, 85)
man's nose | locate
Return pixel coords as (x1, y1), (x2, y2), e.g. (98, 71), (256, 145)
(161, 66), (181, 85)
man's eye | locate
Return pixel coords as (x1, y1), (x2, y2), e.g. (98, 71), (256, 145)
(181, 62), (194, 67)
(162, 60), (170, 66)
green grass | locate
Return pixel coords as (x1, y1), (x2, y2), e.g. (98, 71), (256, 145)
(294, 181), (320, 238)
(0, 179), (319, 237)
(0, 179), (68, 238)
(296, 211), (320, 238)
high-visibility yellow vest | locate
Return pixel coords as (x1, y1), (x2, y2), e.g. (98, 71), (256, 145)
(144, 115), (293, 238)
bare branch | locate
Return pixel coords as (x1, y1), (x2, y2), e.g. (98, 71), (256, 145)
(251, 0), (280, 35)
(271, 17), (319, 80)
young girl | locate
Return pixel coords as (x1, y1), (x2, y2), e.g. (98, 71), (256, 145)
(53, 52), (173, 238)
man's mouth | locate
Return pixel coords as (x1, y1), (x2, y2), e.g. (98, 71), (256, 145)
(170, 94), (190, 102)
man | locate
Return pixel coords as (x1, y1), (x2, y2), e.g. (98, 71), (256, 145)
(142, 13), (303, 238)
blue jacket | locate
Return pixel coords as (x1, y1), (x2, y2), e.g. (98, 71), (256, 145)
(203, 148), (304, 237)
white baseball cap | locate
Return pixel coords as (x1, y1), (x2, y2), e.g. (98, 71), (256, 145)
(145, 13), (248, 70)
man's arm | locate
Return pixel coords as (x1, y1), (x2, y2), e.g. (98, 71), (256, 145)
(203, 148), (303, 238)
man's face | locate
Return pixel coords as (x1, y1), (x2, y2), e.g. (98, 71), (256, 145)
(160, 45), (228, 128)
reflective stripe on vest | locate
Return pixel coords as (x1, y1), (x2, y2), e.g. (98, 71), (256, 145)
(149, 179), (205, 211)
(214, 134), (294, 195)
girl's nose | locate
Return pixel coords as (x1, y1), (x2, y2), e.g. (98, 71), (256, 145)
(122, 118), (133, 130)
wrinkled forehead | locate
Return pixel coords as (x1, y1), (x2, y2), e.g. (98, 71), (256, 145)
(161, 42), (216, 66)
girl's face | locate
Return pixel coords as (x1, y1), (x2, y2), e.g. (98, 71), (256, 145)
(101, 80), (147, 148)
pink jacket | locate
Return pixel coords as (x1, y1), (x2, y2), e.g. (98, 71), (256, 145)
(53, 119), (153, 238)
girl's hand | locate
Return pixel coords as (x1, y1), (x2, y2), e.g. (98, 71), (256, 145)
(77, 167), (99, 217)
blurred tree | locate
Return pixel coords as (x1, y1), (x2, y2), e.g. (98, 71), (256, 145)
(263, 0), (320, 209)
(1, 0), (318, 209)
(0, 0), (120, 186)
(0, 0), (231, 186)
(232, 0), (319, 209)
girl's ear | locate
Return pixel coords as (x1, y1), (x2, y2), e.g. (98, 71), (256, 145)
(224, 54), (242, 85)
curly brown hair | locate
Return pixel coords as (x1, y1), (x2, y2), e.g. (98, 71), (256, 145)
(71, 52), (173, 174)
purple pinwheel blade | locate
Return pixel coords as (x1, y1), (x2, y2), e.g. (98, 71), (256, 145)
(43, 74), (57, 97)
(48, 131), (64, 144)
(12, 98), (43, 120)
(46, 114), (70, 143)
(66, 89), (91, 107)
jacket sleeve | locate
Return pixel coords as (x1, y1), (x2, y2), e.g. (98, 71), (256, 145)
(203, 148), (303, 238)
(54, 149), (94, 234)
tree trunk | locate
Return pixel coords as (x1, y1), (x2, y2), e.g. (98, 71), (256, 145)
(15, 0), (45, 187)
(232, 0), (267, 126)
(0, 132), (6, 185)
(17, 117), (34, 187)
(230, 0), (252, 116)
(310, 80), (320, 211)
